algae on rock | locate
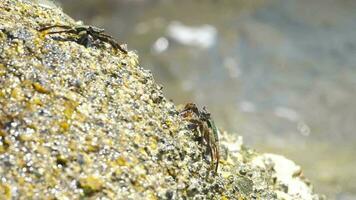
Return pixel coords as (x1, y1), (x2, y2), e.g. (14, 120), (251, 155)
(0, 0), (322, 199)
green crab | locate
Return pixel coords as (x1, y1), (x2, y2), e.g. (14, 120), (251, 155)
(180, 103), (220, 173)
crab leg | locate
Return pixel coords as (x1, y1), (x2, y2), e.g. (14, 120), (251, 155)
(90, 32), (128, 53)
(39, 25), (72, 32)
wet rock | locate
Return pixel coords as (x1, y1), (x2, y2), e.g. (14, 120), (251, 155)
(0, 0), (322, 199)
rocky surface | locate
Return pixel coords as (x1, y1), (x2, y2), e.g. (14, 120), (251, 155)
(0, 0), (322, 199)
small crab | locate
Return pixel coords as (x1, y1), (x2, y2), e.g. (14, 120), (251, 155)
(39, 24), (128, 54)
(180, 103), (220, 173)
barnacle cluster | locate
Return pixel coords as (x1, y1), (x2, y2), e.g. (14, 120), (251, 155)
(0, 0), (322, 199)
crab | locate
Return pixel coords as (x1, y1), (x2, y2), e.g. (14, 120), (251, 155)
(39, 24), (128, 54)
(180, 103), (220, 173)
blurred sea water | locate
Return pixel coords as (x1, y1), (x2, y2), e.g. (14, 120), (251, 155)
(53, 0), (356, 198)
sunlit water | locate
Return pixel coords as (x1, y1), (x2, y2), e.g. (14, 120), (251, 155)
(55, 0), (356, 198)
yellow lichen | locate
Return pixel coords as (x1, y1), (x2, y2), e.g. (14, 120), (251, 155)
(0, 90), (5, 98)
(16, 43), (25, 54)
(115, 156), (127, 166)
(221, 196), (229, 200)
(149, 138), (158, 150)
(58, 120), (70, 132)
(0, 64), (6, 76)
(32, 82), (50, 94)
(85, 143), (100, 153)
(18, 133), (34, 142)
(63, 100), (79, 119)
(147, 190), (158, 200)
(11, 87), (25, 101)
(0, 183), (11, 200)
(132, 114), (142, 121)
(31, 97), (44, 106)
(78, 175), (104, 196)
(165, 119), (173, 128)
(138, 148), (148, 157)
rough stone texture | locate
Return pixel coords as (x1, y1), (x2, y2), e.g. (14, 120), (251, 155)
(0, 0), (322, 199)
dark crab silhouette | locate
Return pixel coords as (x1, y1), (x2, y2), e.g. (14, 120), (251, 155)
(180, 103), (220, 173)
(39, 24), (128, 54)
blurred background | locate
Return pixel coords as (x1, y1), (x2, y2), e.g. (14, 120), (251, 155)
(38, 0), (356, 199)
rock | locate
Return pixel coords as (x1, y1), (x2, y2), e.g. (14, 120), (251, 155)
(252, 153), (318, 200)
(0, 0), (322, 199)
